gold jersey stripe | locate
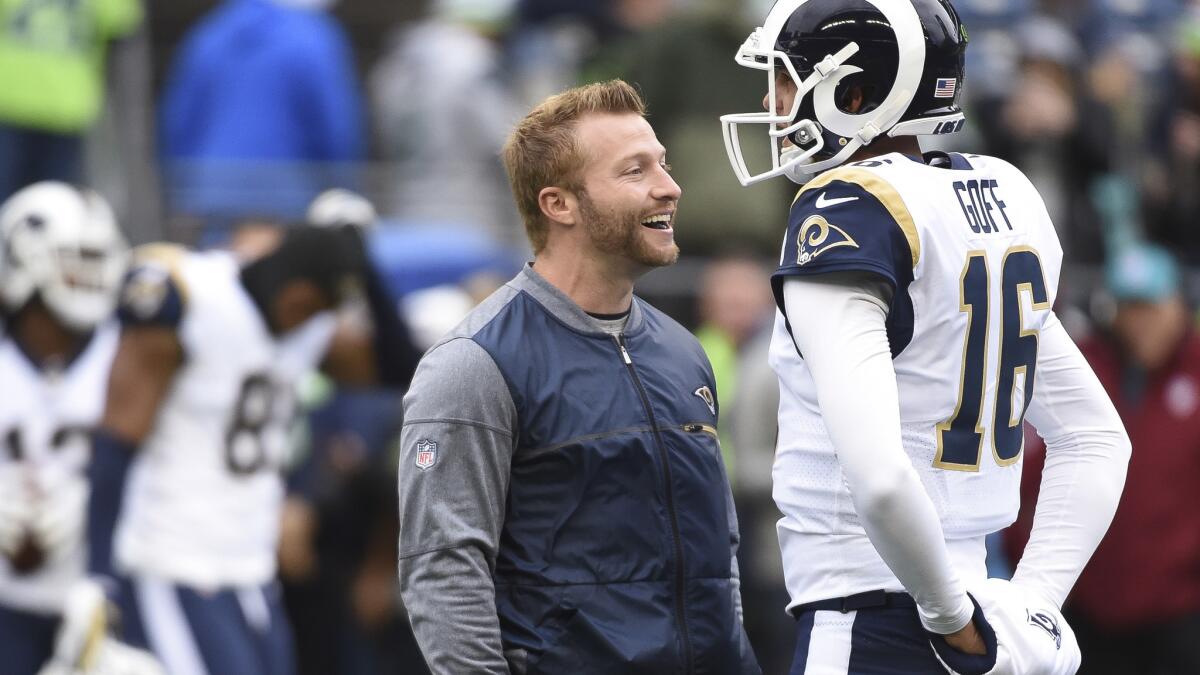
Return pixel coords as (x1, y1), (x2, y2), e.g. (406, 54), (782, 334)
(793, 167), (921, 269)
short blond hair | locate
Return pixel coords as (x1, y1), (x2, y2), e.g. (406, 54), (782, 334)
(502, 80), (647, 254)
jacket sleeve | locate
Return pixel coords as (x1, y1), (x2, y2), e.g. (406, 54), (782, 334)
(398, 337), (517, 674)
(723, 467), (759, 672)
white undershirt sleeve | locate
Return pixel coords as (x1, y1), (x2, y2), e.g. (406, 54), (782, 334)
(1014, 313), (1131, 608)
(783, 274), (975, 635)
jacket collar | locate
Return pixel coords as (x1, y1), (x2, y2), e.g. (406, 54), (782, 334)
(508, 263), (645, 336)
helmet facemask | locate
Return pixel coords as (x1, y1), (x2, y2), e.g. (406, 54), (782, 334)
(721, 27), (861, 186)
(722, 0), (967, 186)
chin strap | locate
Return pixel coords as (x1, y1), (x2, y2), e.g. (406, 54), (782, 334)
(857, 122), (883, 145)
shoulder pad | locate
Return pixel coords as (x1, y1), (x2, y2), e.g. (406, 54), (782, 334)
(117, 244), (189, 328)
(792, 165), (920, 269)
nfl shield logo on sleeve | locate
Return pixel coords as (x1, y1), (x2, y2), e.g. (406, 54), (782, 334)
(415, 439), (438, 470)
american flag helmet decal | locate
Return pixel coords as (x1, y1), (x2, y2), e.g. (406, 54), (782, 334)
(934, 78), (957, 98)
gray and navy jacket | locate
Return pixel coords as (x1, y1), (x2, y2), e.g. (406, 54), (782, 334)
(398, 265), (759, 675)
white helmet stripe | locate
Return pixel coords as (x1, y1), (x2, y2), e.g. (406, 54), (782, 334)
(813, 0), (926, 139)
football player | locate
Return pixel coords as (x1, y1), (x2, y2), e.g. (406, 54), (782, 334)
(721, 1), (1131, 673)
(78, 218), (416, 675)
(0, 182), (160, 674)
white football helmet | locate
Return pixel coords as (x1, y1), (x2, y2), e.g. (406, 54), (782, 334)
(0, 183), (129, 330)
(721, 0), (969, 185)
(307, 188), (378, 231)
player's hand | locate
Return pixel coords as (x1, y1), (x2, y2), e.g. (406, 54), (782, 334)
(30, 476), (87, 564)
(943, 619), (988, 656)
(936, 578), (1081, 675)
(51, 579), (111, 669)
(0, 465), (37, 562)
(38, 638), (164, 675)
(41, 579), (165, 675)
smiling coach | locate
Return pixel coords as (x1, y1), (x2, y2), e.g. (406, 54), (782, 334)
(396, 80), (759, 675)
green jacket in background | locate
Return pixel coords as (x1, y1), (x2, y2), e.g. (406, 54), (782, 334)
(0, 0), (142, 133)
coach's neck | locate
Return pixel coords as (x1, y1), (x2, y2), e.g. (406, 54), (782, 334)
(532, 247), (639, 316)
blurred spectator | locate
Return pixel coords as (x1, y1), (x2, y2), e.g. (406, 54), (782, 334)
(370, 0), (523, 245)
(284, 388), (430, 675)
(952, 0), (1034, 100)
(594, 0), (793, 253)
(1008, 243), (1200, 675)
(159, 0), (365, 228)
(726, 328), (791, 675)
(401, 284), (477, 349)
(0, 0), (142, 200)
(693, 254), (788, 673)
(508, 0), (674, 107)
(1143, 12), (1200, 263)
(969, 16), (1113, 263)
(693, 254), (774, 472)
(1071, 0), (1185, 56)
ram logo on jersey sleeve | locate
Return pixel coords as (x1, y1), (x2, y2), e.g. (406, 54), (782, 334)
(117, 245), (187, 328)
(795, 215), (859, 266)
(772, 166), (921, 357)
(121, 266), (171, 320)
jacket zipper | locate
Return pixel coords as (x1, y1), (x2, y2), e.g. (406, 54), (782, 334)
(682, 423), (718, 437)
(615, 334), (694, 672)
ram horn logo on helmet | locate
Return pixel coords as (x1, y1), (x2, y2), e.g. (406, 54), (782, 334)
(720, 0), (968, 186)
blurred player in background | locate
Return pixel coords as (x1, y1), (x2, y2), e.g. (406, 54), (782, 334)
(77, 210), (416, 675)
(722, 1), (1131, 673)
(0, 182), (160, 674)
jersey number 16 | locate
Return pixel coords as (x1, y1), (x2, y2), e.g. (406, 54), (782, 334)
(934, 246), (1049, 472)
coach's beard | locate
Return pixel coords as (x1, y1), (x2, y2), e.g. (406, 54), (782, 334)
(578, 193), (679, 268)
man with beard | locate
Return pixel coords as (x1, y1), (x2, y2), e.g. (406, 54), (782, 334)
(397, 79), (759, 675)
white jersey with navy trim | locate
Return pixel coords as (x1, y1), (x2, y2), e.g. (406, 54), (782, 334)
(0, 322), (119, 614)
(770, 152), (1064, 609)
(114, 248), (337, 590)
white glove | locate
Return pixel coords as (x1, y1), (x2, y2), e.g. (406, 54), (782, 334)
(932, 578), (1081, 675)
(38, 638), (165, 675)
(0, 464), (35, 558)
(29, 476), (87, 564)
(41, 579), (165, 675)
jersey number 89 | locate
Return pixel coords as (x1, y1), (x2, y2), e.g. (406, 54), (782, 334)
(934, 246), (1049, 471)
(225, 374), (286, 475)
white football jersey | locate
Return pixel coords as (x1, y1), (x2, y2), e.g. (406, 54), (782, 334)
(114, 247), (337, 590)
(770, 152), (1064, 608)
(0, 322), (119, 614)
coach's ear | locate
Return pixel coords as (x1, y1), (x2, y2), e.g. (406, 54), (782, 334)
(538, 186), (578, 228)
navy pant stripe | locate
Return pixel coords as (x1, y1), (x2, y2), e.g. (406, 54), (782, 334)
(115, 576), (151, 652)
(175, 585), (262, 675)
(120, 578), (295, 675)
(0, 602), (58, 675)
(253, 584), (296, 675)
(790, 604), (950, 674)
(788, 610), (817, 674)
(847, 605), (946, 673)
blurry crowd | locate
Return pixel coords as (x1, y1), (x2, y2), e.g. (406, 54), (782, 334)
(2, 0), (1200, 673)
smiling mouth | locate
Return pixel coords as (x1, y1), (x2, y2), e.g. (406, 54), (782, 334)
(641, 213), (673, 230)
